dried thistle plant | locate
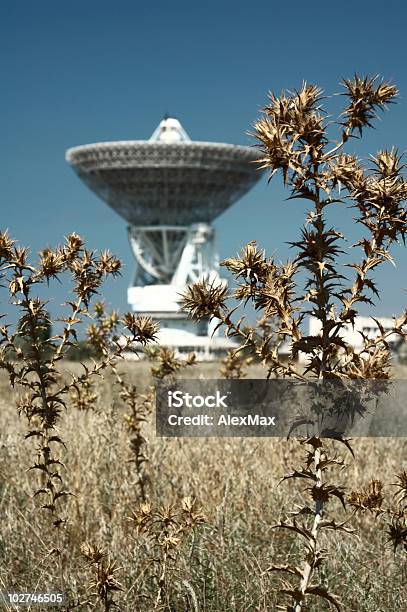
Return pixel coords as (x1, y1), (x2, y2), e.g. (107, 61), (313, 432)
(180, 75), (407, 610)
(69, 377), (98, 412)
(0, 233), (158, 536)
(219, 348), (248, 379)
(128, 497), (205, 609)
(349, 471), (407, 554)
(123, 345), (196, 498)
(121, 386), (153, 502)
(80, 542), (123, 611)
(85, 301), (159, 502)
(86, 305), (196, 504)
(145, 345), (196, 382)
(86, 300), (121, 358)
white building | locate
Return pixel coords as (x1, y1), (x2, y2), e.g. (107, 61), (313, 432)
(308, 315), (402, 353)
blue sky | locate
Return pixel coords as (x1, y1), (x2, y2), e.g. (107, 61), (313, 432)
(1, 0), (407, 322)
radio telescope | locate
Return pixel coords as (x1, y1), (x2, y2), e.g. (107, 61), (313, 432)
(66, 117), (261, 359)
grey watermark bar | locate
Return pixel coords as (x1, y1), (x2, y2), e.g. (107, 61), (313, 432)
(156, 379), (407, 437)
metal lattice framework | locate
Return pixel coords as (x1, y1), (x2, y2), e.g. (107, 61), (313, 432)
(128, 223), (218, 287)
(66, 142), (260, 226)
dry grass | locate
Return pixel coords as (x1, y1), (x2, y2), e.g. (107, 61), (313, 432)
(0, 362), (406, 611)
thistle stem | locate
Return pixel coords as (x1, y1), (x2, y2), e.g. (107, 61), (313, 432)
(295, 446), (323, 612)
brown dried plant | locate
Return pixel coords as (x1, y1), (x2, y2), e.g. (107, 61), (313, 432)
(86, 304), (197, 502)
(349, 471), (407, 554)
(85, 301), (158, 502)
(219, 314), (279, 378)
(128, 497), (205, 609)
(219, 348), (248, 379)
(0, 233), (158, 538)
(80, 542), (123, 611)
(69, 376), (98, 412)
(180, 75), (407, 610)
(121, 386), (153, 502)
(126, 345), (197, 493)
(145, 344), (196, 382)
(124, 345), (196, 500)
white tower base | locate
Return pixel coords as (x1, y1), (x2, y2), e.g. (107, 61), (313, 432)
(127, 222), (236, 360)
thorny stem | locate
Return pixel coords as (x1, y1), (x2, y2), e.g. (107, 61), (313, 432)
(20, 279), (50, 423)
(220, 310), (305, 380)
(111, 361), (148, 502)
(154, 551), (168, 609)
(292, 160), (327, 609)
(311, 160), (331, 378)
(52, 295), (83, 365)
(295, 446), (323, 612)
(20, 275), (67, 588)
(322, 125), (352, 160)
(340, 227), (387, 323)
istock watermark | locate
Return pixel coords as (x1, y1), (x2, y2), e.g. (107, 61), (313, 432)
(167, 390), (229, 408)
(156, 379), (407, 438)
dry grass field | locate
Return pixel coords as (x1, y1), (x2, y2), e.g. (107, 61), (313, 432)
(0, 361), (406, 611)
